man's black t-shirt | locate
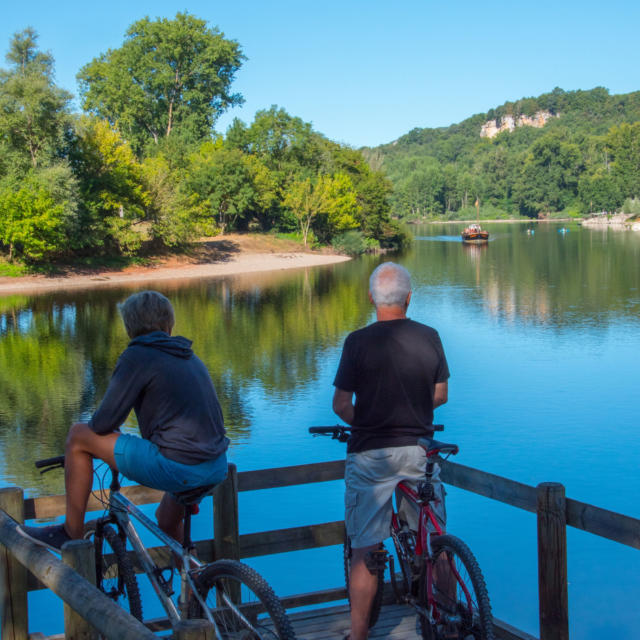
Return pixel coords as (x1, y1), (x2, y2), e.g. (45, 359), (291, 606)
(333, 318), (450, 453)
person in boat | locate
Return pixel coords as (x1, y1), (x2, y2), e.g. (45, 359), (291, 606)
(21, 290), (229, 551)
(332, 262), (450, 640)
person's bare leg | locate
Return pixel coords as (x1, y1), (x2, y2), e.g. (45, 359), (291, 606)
(349, 544), (379, 640)
(156, 492), (185, 543)
(64, 422), (120, 539)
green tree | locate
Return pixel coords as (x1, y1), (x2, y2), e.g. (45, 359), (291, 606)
(0, 167), (75, 261)
(513, 131), (583, 216)
(186, 142), (258, 234)
(283, 176), (330, 246)
(70, 117), (149, 254)
(606, 122), (640, 200)
(78, 13), (244, 156)
(0, 28), (72, 170)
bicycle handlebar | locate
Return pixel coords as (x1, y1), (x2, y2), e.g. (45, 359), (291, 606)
(309, 424), (445, 443)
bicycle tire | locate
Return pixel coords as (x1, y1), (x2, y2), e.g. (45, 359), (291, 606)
(188, 559), (296, 639)
(343, 533), (384, 629)
(419, 535), (493, 640)
(84, 520), (143, 621)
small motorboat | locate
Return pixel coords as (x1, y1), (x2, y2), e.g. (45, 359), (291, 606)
(461, 223), (489, 244)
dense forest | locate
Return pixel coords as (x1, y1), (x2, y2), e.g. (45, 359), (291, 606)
(367, 87), (640, 220)
(0, 14), (407, 265)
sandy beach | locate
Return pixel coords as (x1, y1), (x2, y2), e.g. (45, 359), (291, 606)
(0, 236), (351, 297)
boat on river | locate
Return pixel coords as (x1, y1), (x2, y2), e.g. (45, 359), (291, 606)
(461, 223), (489, 244)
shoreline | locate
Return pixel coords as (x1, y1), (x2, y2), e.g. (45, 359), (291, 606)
(0, 251), (351, 297)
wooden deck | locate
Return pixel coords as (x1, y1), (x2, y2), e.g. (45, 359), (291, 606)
(288, 602), (422, 639)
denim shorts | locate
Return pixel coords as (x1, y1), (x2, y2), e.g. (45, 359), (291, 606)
(344, 445), (446, 549)
(114, 434), (228, 500)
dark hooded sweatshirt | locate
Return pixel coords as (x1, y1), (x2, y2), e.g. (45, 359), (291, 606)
(89, 331), (228, 465)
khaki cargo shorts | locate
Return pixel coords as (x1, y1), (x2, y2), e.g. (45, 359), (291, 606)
(344, 445), (446, 549)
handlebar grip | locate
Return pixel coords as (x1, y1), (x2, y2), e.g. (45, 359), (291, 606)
(35, 455), (65, 469)
(309, 426), (350, 434)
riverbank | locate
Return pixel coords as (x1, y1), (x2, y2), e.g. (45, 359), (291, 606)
(0, 235), (351, 297)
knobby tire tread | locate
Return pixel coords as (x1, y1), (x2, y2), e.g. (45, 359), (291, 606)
(188, 558), (296, 639)
(419, 534), (493, 640)
(84, 520), (143, 622)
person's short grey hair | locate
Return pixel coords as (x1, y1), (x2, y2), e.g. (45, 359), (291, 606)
(369, 262), (412, 307)
(119, 290), (175, 338)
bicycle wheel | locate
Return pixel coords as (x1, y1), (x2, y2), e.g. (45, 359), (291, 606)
(84, 520), (143, 621)
(419, 535), (493, 640)
(343, 533), (384, 629)
(188, 559), (296, 639)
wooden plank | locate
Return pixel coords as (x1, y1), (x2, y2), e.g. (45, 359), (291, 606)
(537, 483), (568, 640)
(279, 586), (347, 610)
(566, 497), (640, 549)
(237, 460), (345, 492)
(0, 487), (28, 640)
(62, 540), (98, 640)
(24, 484), (164, 520)
(440, 459), (538, 513)
(494, 616), (539, 640)
(239, 521), (344, 558)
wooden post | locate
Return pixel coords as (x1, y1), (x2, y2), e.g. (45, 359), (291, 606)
(62, 540), (99, 640)
(173, 619), (214, 640)
(213, 463), (240, 561)
(537, 482), (569, 640)
(0, 487), (28, 640)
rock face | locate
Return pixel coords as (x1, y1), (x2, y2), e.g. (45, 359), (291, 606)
(581, 213), (634, 228)
(480, 111), (557, 138)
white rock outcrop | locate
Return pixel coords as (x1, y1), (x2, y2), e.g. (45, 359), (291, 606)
(480, 111), (557, 138)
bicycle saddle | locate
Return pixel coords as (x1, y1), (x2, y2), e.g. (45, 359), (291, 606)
(417, 437), (459, 457)
(174, 483), (216, 506)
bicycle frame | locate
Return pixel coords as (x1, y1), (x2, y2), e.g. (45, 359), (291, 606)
(392, 477), (475, 626)
(105, 490), (201, 625)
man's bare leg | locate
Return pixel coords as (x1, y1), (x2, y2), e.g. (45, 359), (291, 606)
(64, 422), (120, 539)
(156, 493), (186, 543)
(349, 543), (379, 640)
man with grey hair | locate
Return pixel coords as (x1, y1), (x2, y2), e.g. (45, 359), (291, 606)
(333, 262), (450, 640)
(21, 290), (229, 551)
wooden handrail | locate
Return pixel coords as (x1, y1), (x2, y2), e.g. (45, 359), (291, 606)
(23, 457), (640, 548)
(7, 457), (640, 640)
(0, 505), (156, 640)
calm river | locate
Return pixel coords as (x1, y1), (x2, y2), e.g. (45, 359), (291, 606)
(1, 221), (639, 638)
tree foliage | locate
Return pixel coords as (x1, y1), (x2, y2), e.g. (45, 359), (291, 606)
(375, 87), (640, 218)
(78, 13), (244, 156)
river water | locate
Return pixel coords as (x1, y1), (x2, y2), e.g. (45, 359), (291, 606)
(1, 221), (639, 638)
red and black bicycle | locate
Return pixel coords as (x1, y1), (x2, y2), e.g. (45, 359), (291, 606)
(309, 425), (494, 640)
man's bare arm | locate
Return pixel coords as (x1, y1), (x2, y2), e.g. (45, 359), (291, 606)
(433, 381), (448, 408)
(333, 388), (355, 425)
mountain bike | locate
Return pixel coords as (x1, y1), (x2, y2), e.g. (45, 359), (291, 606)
(34, 455), (297, 640)
(309, 425), (494, 640)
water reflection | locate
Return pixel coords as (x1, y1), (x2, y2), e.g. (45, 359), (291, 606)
(0, 261), (376, 494)
(408, 222), (640, 330)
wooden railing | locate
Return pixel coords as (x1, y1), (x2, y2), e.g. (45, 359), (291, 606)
(2, 458), (639, 640)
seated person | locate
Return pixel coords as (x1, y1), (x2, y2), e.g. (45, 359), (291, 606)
(22, 290), (229, 551)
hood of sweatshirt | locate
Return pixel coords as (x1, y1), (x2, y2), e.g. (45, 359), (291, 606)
(129, 331), (193, 359)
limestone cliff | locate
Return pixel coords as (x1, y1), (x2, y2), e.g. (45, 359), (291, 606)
(480, 111), (557, 138)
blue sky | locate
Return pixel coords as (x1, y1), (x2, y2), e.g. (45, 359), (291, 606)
(2, 0), (639, 148)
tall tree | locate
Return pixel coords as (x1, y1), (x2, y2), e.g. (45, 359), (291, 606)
(0, 28), (72, 169)
(78, 13), (244, 156)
